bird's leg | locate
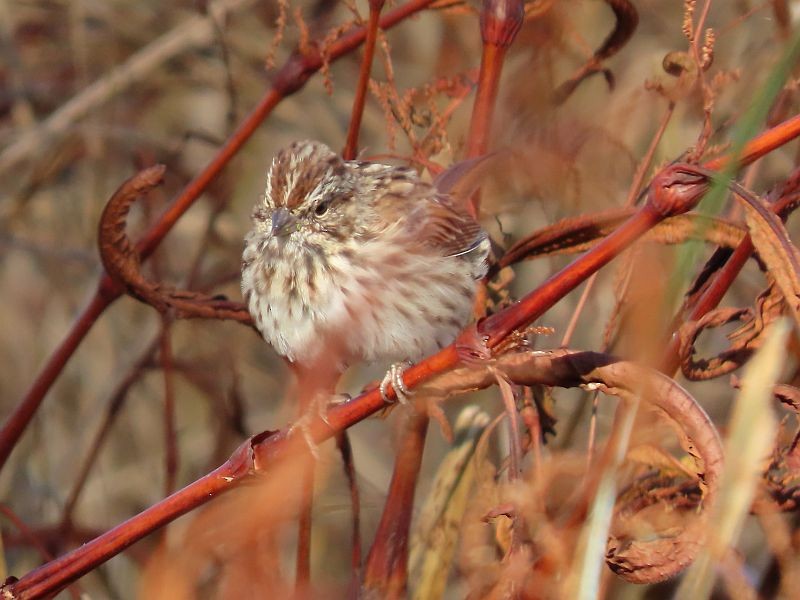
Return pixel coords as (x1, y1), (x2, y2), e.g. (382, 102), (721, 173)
(293, 392), (351, 455)
(288, 363), (345, 457)
(380, 360), (413, 404)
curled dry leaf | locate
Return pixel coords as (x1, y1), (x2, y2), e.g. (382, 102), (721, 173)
(736, 182), (800, 327)
(97, 167), (253, 324)
(685, 165), (800, 328)
(751, 382), (800, 514)
(679, 307), (755, 381)
(415, 347), (723, 583)
(677, 319), (784, 597)
(679, 285), (785, 380)
(552, 0), (639, 104)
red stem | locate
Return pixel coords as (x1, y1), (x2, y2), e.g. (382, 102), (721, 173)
(6, 67), (800, 600)
(480, 204), (664, 344)
(465, 0), (523, 216)
(362, 413), (429, 597)
(465, 43), (504, 161)
(343, 0), (385, 160)
(0, 185), (759, 597)
(705, 113), (800, 172)
(659, 237), (755, 375)
(9, 447), (253, 599)
(655, 114), (800, 374)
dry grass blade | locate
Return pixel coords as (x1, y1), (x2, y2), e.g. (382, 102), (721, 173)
(409, 406), (491, 600)
(677, 318), (787, 598)
(564, 400), (638, 599)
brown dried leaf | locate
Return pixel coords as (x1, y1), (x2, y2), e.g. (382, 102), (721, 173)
(627, 443), (697, 478)
(409, 406), (491, 600)
(740, 188), (800, 326)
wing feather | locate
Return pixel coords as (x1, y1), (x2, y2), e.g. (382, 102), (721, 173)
(414, 195), (486, 258)
(365, 161), (488, 265)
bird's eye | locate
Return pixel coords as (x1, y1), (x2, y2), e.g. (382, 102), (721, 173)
(315, 201), (331, 216)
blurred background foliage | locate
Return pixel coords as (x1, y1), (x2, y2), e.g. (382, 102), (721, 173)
(1, 0), (798, 597)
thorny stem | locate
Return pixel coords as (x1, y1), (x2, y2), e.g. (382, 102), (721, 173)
(343, 0), (385, 160)
(0, 0), (439, 471)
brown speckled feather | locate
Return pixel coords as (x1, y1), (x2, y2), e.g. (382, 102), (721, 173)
(406, 194), (486, 259)
(370, 165), (486, 260)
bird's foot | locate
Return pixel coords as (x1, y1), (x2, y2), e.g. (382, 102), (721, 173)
(380, 361), (413, 404)
(289, 393), (350, 459)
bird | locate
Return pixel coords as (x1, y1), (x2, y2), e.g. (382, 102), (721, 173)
(241, 140), (490, 403)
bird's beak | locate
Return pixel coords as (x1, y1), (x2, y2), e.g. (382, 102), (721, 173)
(270, 207), (296, 237)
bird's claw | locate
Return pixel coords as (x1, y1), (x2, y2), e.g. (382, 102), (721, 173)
(380, 361), (413, 404)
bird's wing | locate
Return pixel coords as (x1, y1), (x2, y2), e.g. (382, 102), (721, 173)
(406, 193), (487, 259)
(368, 163), (487, 260)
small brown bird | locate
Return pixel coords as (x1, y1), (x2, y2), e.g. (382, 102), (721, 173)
(241, 140), (489, 400)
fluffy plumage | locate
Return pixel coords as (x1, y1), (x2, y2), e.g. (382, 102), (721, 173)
(241, 140), (489, 373)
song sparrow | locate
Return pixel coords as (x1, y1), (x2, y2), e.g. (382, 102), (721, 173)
(241, 140), (490, 400)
